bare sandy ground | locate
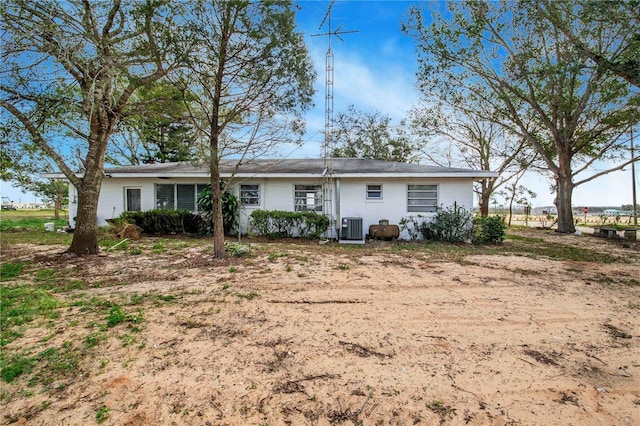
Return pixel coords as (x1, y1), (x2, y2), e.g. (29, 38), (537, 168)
(1, 229), (639, 425)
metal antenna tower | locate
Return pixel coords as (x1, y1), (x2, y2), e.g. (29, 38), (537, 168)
(311, 0), (358, 237)
(312, 0), (358, 162)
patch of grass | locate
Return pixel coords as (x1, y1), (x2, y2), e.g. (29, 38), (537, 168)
(505, 234), (545, 243)
(96, 406), (111, 424)
(1, 341), (80, 388)
(152, 243), (166, 254)
(0, 215), (68, 232)
(84, 332), (107, 349)
(34, 268), (59, 286)
(129, 248), (143, 255)
(0, 353), (34, 383)
(1, 284), (61, 346)
(99, 239), (129, 251)
(234, 290), (260, 300)
(267, 252), (288, 262)
(31, 343), (80, 386)
(229, 266), (238, 273)
(106, 305), (144, 329)
(509, 243), (618, 263)
(0, 228), (73, 246)
(626, 278), (640, 287)
(0, 261), (26, 281)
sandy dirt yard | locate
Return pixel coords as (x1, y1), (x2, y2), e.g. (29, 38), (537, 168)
(1, 229), (639, 425)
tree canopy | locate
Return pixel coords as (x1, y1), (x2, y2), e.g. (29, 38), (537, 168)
(1, 0), (190, 254)
(176, 0), (316, 257)
(404, 0), (640, 232)
(329, 105), (420, 163)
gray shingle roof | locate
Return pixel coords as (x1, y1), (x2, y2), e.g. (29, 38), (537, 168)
(103, 158), (496, 179)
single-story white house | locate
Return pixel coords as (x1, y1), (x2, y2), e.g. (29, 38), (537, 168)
(52, 158), (497, 241)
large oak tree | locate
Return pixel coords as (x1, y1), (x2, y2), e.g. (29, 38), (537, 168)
(410, 86), (539, 217)
(404, 0), (640, 233)
(1, 0), (188, 254)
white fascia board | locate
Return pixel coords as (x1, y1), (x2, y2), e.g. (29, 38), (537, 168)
(330, 172), (499, 179)
(41, 173), (70, 179)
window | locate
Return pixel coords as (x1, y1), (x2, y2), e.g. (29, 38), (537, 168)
(156, 184), (175, 210)
(407, 184), (438, 213)
(125, 188), (141, 212)
(366, 184), (383, 200)
(177, 184), (195, 211)
(155, 184), (208, 212)
(240, 184), (260, 206)
(294, 184), (323, 212)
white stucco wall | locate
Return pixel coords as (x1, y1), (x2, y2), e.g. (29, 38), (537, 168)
(72, 176), (475, 241)
(336, 177), (473, 239)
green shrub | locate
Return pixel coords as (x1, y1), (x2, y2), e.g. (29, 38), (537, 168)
(399, 203), (473, 243)
(250, 210), (330, 239)
(120, 210), (203, 235)
(473, 215), (506, 244)
(426, 203), (473, 242)
(197, 184), (239, 236)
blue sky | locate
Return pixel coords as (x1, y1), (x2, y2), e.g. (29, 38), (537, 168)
(1, 1), (637, 209)
(287, 0), (638, 209)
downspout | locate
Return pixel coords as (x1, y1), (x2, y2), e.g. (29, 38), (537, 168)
(335, 178), (341, 240)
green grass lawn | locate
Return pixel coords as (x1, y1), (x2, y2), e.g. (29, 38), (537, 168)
(0, 210), (72, 245)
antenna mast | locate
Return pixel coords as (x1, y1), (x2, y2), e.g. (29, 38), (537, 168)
(311, 0), (358, 162)
(311, 1), (358, 238)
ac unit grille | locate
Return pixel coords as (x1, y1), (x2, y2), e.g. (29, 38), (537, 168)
(341, 217), (363, 240)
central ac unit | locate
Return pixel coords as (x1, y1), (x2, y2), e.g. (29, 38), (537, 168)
(340, 217), (364, 243)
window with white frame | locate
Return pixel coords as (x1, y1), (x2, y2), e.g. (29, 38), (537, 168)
(407, 184), (438, 213)
(156, 183), (208, 212)
(156, 184), (175, 210)
(366, 184), (383, 200)
(294, 184), (323, 212)
(240, 184), (260, 206)
(125, 188), (141, 212)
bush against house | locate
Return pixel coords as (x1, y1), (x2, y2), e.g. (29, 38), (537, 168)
(197, 185), (239, 237)
(399, 203), (505, 244)
(121, 210), (204, 235)
(249, 210), (330, 239)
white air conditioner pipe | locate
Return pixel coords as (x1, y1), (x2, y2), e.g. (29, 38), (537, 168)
(335, 178), (341, 240)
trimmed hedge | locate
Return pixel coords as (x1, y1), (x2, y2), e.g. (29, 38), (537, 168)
(120, 210), (204, 235)
(250, 210), (330, 239)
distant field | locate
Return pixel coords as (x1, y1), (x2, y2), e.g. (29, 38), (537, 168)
(0, 210), (69, 233)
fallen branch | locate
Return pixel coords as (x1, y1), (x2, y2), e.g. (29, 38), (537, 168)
(105, 238), (129, 252)
(339, 340), (393, 359)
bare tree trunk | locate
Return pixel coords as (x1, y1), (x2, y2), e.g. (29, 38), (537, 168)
(210, 158), (225, 258)
(54, 194), (61, 219)
(479, 189), (490, 217)
(68, 179), (101, 254)
(554, 173), (576, 233)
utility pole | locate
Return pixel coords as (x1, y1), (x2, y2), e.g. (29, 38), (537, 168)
(632, 128), (637, 225)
